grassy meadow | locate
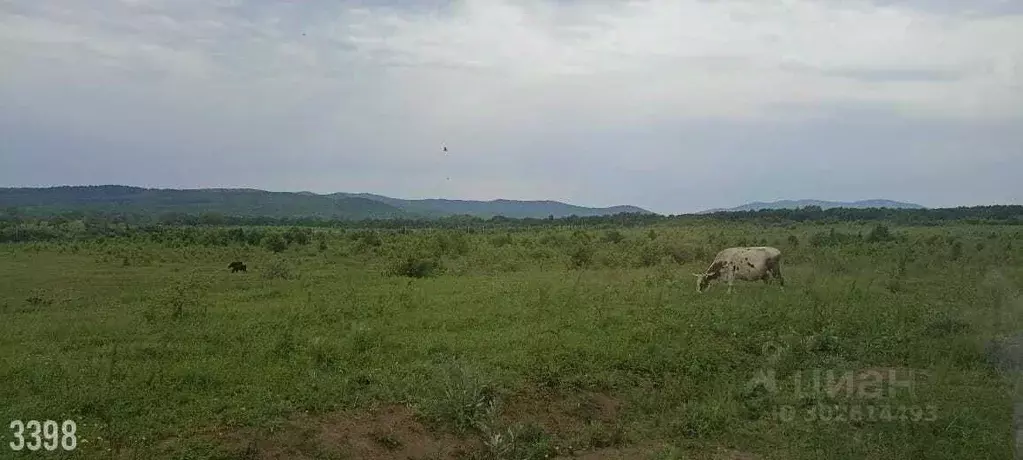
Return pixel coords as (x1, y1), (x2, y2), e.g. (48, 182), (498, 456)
(2, 221), (1022, 459)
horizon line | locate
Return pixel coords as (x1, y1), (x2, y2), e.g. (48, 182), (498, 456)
(4, 183), (1020, 212)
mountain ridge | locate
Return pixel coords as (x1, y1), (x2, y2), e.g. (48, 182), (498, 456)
(0, 186), (932, 219)
(0, 185), (652, 220)
(700, 199), (925, 213)
(330, 192), (648, 219)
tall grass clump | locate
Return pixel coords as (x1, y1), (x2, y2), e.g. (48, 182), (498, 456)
(261, 257), (296, 280)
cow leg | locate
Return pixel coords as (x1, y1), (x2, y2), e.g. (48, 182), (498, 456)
(772, 265), (785, 287)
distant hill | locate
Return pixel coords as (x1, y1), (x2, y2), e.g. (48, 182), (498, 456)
(332, 193), (651, 219)
(701, 199), (925, 213)
(0, 185), (406, 219)
(0, 186), (653, 220)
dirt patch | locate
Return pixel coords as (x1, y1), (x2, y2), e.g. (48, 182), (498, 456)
(711, 447), (763, 460)
(499, 387), (622, 433)
(205, 388), (629, 459)
(497, 389), (762, 459)
(320, 404), (480, 460)
(497, 386), (629, 456)
(168, 389), (760, 460)
(555, 442), (665, 460)
(553, 444), (761, 460)
(210, 404), (481, 460)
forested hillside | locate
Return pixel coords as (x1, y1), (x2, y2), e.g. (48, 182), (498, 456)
(0, 186), (651, 220)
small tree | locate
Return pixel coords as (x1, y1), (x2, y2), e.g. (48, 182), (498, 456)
(950, 240), (963, 260)
(283, 227), (311, 245)
(391, 256), (441, 278)
(262, 257), (295, 280)
(568, 244), (594, 269)
(262, 233), (288, 253)
(602, 230), (625, 244)
(866, 224), (893, 243)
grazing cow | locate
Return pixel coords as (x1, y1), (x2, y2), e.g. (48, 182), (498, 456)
(693, 247), (784, 293)
(228, 261), (247, 273)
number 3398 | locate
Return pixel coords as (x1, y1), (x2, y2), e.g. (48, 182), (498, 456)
(9, 420), (77, 451)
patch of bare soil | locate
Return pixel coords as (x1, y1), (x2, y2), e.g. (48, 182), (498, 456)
(554, 442), (665, 460)
(497, 386), (629, 456)
(211, 404), (481, 460)
(553, 444), (761, 460)
(497, 388), (761, 460)
(709, 447), (763, 460)
(499, 387), (622, 434)
(189, 388), (761, 460)
(319, 404), (481, 460)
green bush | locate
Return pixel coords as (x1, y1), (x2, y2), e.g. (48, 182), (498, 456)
(635, 244), (662, 268)
(490, 234), (514, 247)
(350, 230), (383, 247)
(810, 228), (860, 247)
(391, 256), (442, 278)
(602, 230), (625, 244)
(283, 227), (312, 245)
(665, 245), (692, 264)
(435, 232), (470, 256)
(262, 233), (288, 253)
(866, 224), (895, 243)
(261, 257), (295, 280)
(568, 244), (594, 269)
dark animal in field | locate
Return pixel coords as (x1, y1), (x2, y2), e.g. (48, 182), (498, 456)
(694, 246), (784, 293)
(228, 261), (247, 273)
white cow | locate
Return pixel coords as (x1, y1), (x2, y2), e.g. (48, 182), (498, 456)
(693, 246), (784, 293)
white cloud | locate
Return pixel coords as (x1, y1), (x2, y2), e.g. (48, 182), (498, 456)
(326, 0), (1023, 122)
(6, 0), (1021, 118)
(1, 0), (1021, 212)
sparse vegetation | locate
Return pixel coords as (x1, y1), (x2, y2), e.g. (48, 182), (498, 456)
(391, 256), (442, 278)
(262, 233), (288, 253)
(261, 257), (295, 280)
(1, 212), (1021, 459)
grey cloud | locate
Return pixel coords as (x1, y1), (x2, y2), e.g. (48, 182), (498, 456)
(818, 68), (963, 83)
(495, 106), (1023, 213)
(3, 97), (1021, 214)
(1, 0), (1021, 214)
(871, 0), (1023, 16)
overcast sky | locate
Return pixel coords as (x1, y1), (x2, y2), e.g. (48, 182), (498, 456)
(2, 0), (1021, 214)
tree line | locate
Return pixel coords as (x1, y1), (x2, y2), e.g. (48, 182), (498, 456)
(0, 205), (1020, 244)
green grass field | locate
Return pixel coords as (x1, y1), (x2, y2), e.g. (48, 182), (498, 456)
(2, 222), (1022, 459)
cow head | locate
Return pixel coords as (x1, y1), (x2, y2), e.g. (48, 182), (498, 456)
(692, 273), (709, 293)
